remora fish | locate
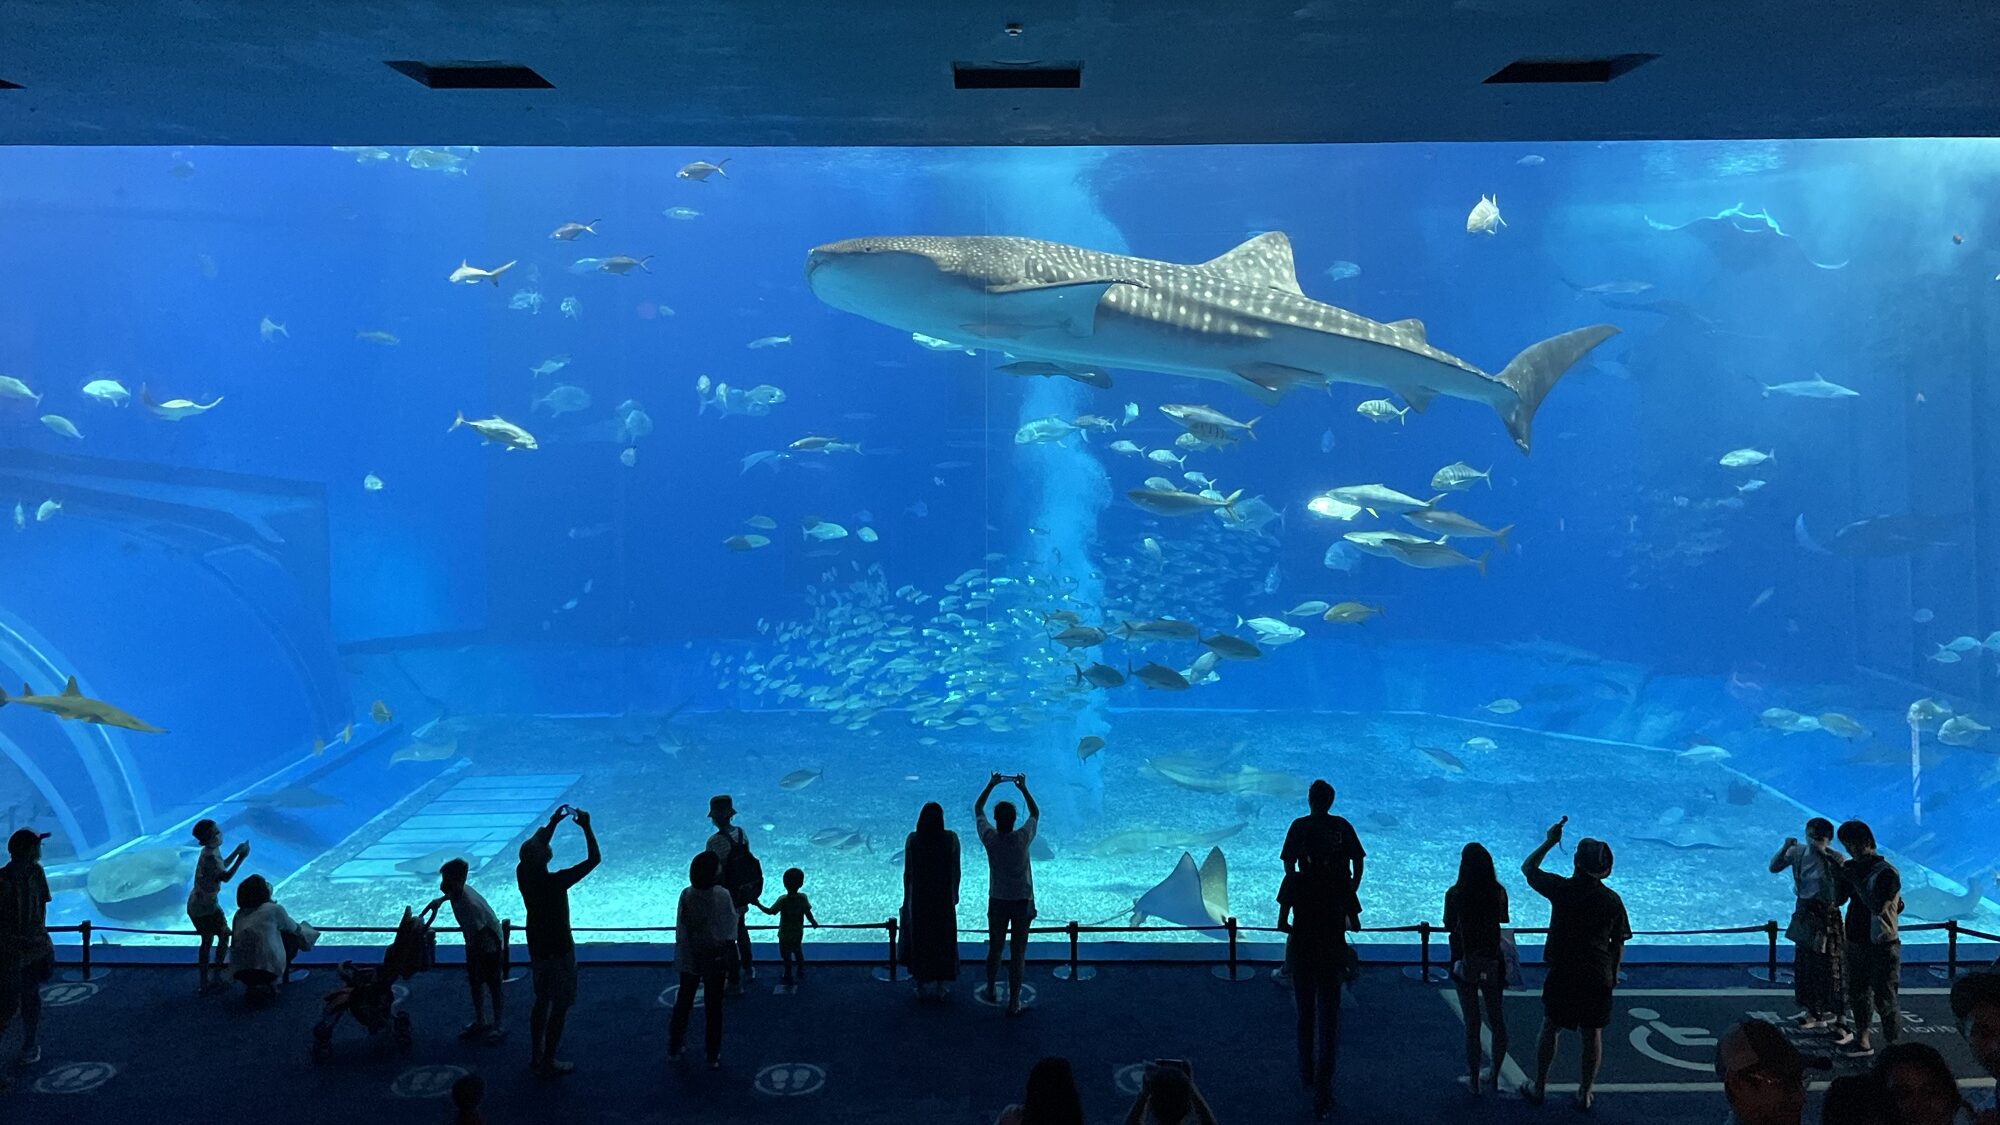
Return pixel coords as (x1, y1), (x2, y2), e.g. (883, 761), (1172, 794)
(805, 231), (1617, 453)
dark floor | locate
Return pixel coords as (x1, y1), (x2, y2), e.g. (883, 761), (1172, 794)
(2, 954), (1992, 1124)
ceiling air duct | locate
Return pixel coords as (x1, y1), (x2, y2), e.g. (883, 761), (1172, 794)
(1483, 54), (1656, 85)
(384, 60), (553, 90)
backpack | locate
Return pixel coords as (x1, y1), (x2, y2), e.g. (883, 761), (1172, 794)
(722, 828), (763, 906)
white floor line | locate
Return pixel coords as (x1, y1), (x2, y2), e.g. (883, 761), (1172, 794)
(1438, 986), (1531, 1094)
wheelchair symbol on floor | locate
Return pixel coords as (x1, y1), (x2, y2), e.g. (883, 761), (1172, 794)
(657, 984), (705, 1009)
(34, 1061), (117, 1094)
(754, 1062), (826, 1096)
(39, 981), (102, 1008)
(391, 1064), (469, 1098)
(1627, 1007), (1717, 1073)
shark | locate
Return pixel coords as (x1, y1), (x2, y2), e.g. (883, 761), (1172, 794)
(805, 231), (1618, 453)
(0, 676), (167, 733)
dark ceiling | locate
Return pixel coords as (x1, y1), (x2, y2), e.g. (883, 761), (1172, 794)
(2, 1), (1994, 146)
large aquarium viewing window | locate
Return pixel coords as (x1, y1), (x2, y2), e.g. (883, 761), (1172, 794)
(2, 140), (1996, 953)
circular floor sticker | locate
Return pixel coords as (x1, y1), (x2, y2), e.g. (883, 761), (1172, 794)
(39, 980), (102, 1007)
(33, 1061), (117, 1094)
(657, 983), (706, 1009)
(391, 1064), (469, 1099)
(754, 1062), (826, 1097)
(973, 982), (1037, 1009)
(1113, 1063), (1149, 1097)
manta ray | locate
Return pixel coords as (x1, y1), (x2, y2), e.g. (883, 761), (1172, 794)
(805, 231), (1617, 454)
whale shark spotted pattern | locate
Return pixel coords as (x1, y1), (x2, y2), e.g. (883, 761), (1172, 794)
(805, 231), (1617, 453)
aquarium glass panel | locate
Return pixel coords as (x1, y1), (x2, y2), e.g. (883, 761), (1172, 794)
(2, 141), (1996, 949)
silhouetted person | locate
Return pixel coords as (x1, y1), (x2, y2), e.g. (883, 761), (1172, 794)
(0, 828), (53, 1077)
(753, 866), (817, 986)
(230, 873), (313, 1002)
(1444, 841), (1511, 1096)
(1283, 779), (1361, 1119)
(1950, 972), (2000, 1123)
(187, 819), (249, 995)
(706, 794), (761, 995)
(1835, 819), (1900, 1057)
(996, 1055), (1085, 1125)
(450, 1073), (486, 1125)
(902, 801), (962, 1001)
(1769, 817), (1848, 1039)
(419, 857), (506, 1042)
(1819, 1072), (1895, 1125)
(975, 772), (1039, 1016)
(1715, 1019), (1812, 1125)
(1521, 818), (1629, 1110)
(670, 850), (736, 1069)
(1122, 1062), (1217, 1125)
(516, 805), (600, 1077)
(1880, 1042), (1970, 1125)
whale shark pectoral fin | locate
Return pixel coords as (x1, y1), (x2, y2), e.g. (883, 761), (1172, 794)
(971, 278), (1131, 337)
(1401, 385), (1439, 413)
(1387, 317), (1428, 343)
(1232, 363), (1321, 404)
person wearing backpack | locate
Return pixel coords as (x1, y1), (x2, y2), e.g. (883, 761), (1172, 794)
(706, 794), (762, 996)
(1835, 819), (1902, 1058)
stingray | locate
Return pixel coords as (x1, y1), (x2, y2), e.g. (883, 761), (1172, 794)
(245, 783), (339, 809)
(1631, 824), (1732, 850)
(1089, 847), (1231, 936)
(1796, 513), (1964, 558)
(1902, 873), (1993, 922)
(86, 846), (195, 918)
(229, 805), (331, 851)
(1645, 203), (1849, 273)
(395, 847), (471, 876)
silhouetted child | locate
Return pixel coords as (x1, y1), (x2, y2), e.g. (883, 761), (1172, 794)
(756, 868), (817, 985)
(419, 858), (505, 1043)
(450, 1073), (485, 1125)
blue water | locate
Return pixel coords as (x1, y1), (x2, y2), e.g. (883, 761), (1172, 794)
(2, 141), (1996, 947)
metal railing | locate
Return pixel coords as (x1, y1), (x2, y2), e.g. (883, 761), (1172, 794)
(45, 915), (2000, 985)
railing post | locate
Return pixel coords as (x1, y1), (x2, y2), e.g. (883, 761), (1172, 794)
(1210, 916), (1253, 982)
(1766, 920), (1779, 985)
(885, 916), (899, 982)
(501, 918), (513, 979)
(1949, 921), (1959, 979)
(1419, 921), (1432, 980)
(1053, 919), (1094, 982)
(80, 919), (92, 981)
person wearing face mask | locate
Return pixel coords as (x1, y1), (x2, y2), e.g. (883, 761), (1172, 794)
(1769, 818), (1850, 1042)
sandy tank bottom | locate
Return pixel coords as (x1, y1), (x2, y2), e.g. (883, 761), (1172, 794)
(67, 709), (2000, 952)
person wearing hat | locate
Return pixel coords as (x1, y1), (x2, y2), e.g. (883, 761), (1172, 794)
(515, 804), (600, 1078)
(1950, 972), (2000, 1123)
(1520, 817), (1631, 1110)
(1715, 1019), (1814, 1125)
(0, 828), (55, 1078)
(704, 795), (760, 996)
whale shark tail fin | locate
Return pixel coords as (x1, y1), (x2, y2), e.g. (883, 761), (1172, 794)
(1494, 324), (1621, 454)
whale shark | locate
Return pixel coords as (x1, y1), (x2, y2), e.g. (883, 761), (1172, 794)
(805, 231), (1617, 453)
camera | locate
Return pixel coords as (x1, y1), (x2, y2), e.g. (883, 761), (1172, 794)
(1146, 1057), (1192, 1080)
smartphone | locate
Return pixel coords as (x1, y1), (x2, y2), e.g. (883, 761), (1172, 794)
(554, 803), (573, 819)
(1147, 1057), (1192, 1078)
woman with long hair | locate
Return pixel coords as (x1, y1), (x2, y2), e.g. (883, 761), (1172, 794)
(902, 801), (962, 999)
(1444, 842), (1511, 1095)
(995, 1055), (1085, 1125)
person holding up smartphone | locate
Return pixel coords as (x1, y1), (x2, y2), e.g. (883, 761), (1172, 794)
(974, 772), (1040, 1016)
(516, 804), (601, 1078)
(1122, 1059), (1217, 1125)
(1521, 816), (1630, 1110)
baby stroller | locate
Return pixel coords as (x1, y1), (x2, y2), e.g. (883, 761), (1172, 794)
(311, 906), (435, 1063)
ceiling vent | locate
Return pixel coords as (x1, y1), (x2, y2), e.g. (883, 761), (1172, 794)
(385, 60), (553, 90)
(953, 62), (1082, 90)
(1483, 54), (1655, 85)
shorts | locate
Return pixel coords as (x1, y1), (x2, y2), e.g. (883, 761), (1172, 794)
(188, 907), (230, 939)
(1542, 967), (1614, 1030)
(466, 935), (504, 987)
(0, 951), (55, 1014)
(530, 953), (577, 1006)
